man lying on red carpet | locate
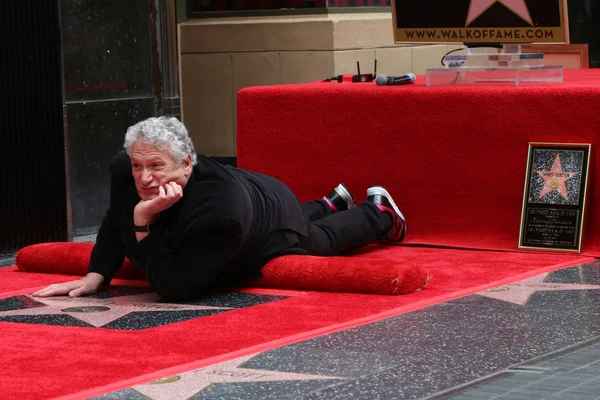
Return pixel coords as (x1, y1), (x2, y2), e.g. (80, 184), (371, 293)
(33, 117), (406, 300)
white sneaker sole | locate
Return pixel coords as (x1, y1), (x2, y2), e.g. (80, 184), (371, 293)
(366, 186), (406, 221)
(335, 184), (355, 208)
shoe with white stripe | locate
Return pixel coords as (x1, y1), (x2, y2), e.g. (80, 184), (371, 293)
(366, 186), (406, 243)
(323, 183), (355, 213)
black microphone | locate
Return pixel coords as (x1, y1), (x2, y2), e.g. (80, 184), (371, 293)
(375, 73), (416, 86)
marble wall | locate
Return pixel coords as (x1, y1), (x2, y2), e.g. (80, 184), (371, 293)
(61, 0), (158, 235)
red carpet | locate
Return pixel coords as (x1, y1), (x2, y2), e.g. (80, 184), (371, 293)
(0, 248), (593, 399)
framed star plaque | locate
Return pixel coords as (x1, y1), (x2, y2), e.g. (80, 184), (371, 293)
(519, 143), (591, 252)
(391, 0), (569, 44)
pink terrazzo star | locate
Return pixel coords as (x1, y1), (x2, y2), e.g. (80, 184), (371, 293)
(467, 0), (533, 25)
(535, 153), (577, 201)
(478, 272), (600, 305)
(132, 354), (347, 400)
(0, 293), (231, 327)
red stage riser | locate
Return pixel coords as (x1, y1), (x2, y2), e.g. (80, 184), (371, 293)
(237, 70), (600, 256)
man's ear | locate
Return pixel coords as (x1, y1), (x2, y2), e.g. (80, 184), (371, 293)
(183, 155), (193, 176)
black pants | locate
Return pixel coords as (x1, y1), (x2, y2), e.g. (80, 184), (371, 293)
(299, 199), (393, 256)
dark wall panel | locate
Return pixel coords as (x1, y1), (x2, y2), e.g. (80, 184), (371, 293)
(60, 0), (156, 235)
(66, 99), (155, 233)
(569, 0), (600, 68)
(0, 0), (68, 254)
(61, 0), (152, 102)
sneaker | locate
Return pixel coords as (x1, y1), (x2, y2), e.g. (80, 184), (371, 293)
(323, 183), (356, 213)
(366, 186), (406, 243)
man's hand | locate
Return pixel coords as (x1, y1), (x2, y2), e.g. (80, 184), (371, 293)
(32, 272), (104, 298)
(134, 182), (183, 225)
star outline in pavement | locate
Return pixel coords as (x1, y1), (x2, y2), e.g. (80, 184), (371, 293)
(0, 293), (232, 328)
(467, 0), (533, 26)
(132, 354), (348, 399)
(478, 272), (600, 305)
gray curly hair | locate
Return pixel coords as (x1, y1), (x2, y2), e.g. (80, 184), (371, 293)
(124, 116), (198, 166)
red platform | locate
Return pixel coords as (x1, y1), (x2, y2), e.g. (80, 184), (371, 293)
(237, 69), (600, 257)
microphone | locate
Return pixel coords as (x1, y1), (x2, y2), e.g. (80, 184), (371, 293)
(375, 73), (416, 86)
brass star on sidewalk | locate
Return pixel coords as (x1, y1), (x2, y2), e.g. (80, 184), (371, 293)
(478, 272), (600, 305)
(133, 354), (348, 399)
(467, 0), (533, 25)
(0, 293), (231, 328)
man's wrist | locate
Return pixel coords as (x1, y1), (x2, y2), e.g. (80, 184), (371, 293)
(85, 272), (105, 286)
(134, 214), (154, 226)
(133, 220), (157, 233)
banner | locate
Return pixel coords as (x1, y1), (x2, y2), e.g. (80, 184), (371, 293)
(392, 0), (568, 44)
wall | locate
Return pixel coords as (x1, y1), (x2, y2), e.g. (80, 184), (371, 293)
(178, 12), (462, 157)
(178, 11), (591, 158)
(568, 0), (600, 68)
(61, 0), (159, 236)
(1, 0), (68, 254)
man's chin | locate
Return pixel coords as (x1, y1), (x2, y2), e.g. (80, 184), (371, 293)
(138, 190), (158, 200)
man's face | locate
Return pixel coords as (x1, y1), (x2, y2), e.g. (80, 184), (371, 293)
(130, 140), (192, 200)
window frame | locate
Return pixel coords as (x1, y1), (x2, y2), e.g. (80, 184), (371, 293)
(185, 0), (391, 19)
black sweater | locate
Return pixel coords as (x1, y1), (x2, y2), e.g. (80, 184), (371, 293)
(88, 150), (308, 300)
